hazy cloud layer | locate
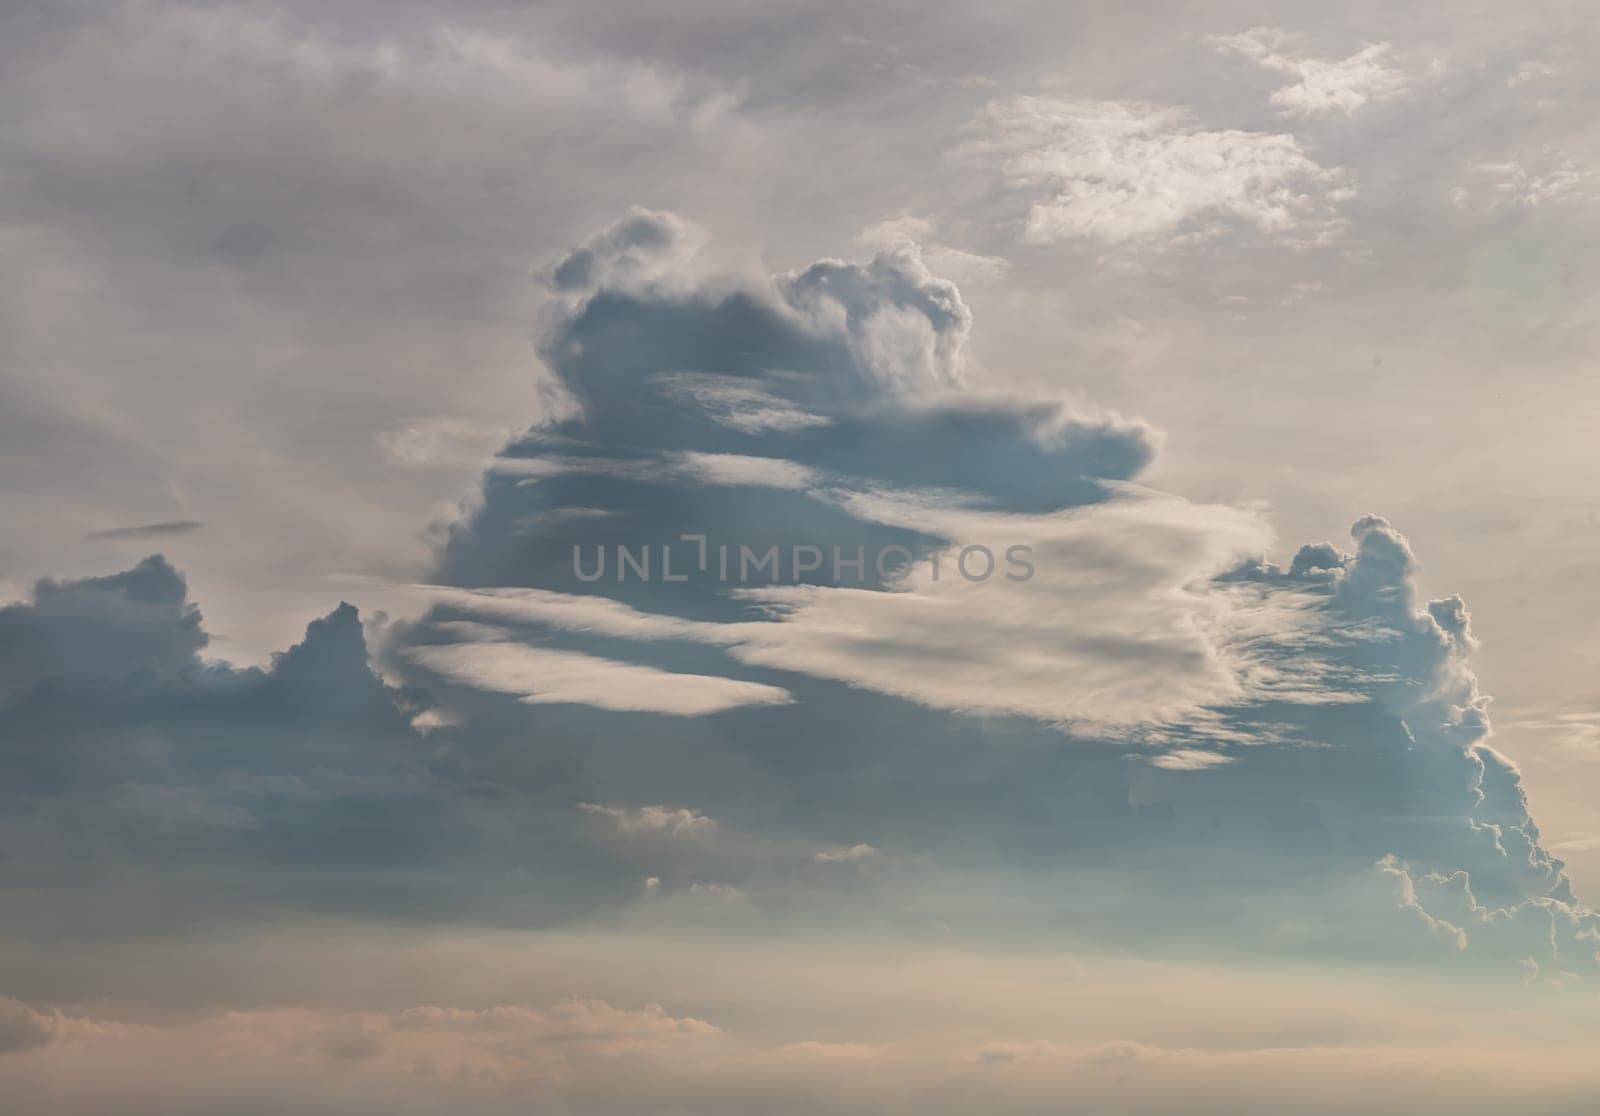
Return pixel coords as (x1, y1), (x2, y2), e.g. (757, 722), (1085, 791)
(2, 938), (1599, 1116)
(6, 3), (1600, 1112)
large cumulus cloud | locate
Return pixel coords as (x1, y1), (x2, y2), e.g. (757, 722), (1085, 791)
(0, 212), (1594, 983)
(398, 213), (1594, 972)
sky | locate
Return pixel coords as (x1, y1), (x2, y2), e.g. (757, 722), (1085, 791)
(2, 2), (1599, 1112)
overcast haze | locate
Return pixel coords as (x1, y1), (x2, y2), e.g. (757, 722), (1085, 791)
(2, 2), (1599, 1112)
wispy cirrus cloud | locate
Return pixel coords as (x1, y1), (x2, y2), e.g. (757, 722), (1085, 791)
(406, 480), (1340, 736)
(489, 450), (819, 490)
(578, 802), (719, 836)
(1144, 748), (1237, 772)
(1464, 158), (1593, 208)
(86, 519), (205, 540)
(405, 638), (793, 715)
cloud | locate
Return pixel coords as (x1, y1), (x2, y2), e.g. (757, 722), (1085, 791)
(546, 212), (976, 401)
(787, 246), (975, 396)
(971, 96), (1348, 247)
(687, 880), (742, 899)
(578, 803), (718, 837)
(489, 449), (820, 490)
(654, 373), (832, 434)
(549, 207), (707, 294)
(1213, 28), (1409, 117)
(430, 229), (1166, 682)
(378, 419), (522, 470)
(0, 554), (462, 919)
(1549, 834), (1600, 853)
(1146, 749), (1236, 772)
(717, 488), (1315, 731)
(405, 639), (794, 715)
(1467, 158), (1593, 208)
(0, 2), (759, 663)
(815, 843), (879, 864)
(7, 4), (1600, 1108)
(0, 555), (206, 700)
(2, 210), (1596, 984)
(1502, 711), (1600, 757)
(0, 998), (58, 1055)
(856, 217), (1011, 286)
(85, 519), (205, 540)
(385, 212), (1598, 974)
(673, 452), (819, 490)
(0, 995), (719, 1092)
(2, 947), (1600, 1116)
(412, 484), (1325, 733)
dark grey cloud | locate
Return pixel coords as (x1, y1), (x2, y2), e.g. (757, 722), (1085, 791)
(0, 557), (472, 934)
(0, 997), (55, 1056)
(0, 556), (206, 701)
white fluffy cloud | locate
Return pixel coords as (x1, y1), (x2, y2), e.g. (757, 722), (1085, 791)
(973, 96), (1348, 247)
(1213, 28), (1410, 117)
